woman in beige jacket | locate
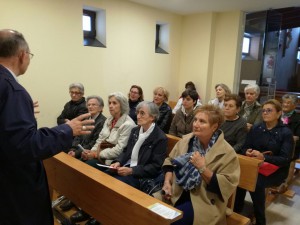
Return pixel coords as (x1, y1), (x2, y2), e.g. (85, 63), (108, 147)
(159, 105), (240, 225)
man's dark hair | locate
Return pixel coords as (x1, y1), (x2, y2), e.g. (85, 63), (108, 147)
(0, 29), (28, 57)
(185, 81), (196, 90)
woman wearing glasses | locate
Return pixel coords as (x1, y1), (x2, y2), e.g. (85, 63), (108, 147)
(128, 85), (144, 124)
(234, 99), (293, 225)
(57, 82), (88, 125)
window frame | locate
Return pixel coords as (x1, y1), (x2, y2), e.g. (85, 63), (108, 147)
(83, 9), (96, 39)
(242, 36), (251, 55)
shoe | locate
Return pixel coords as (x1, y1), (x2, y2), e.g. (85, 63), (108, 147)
(85, 218), (101, 225)
(70, 210), (90, 223)
(59, 199), (74, 211)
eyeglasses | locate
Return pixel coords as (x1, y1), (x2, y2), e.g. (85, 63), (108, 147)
(262, 108), (273, 114)
(130, 91), (139, 95)
(26, 51), (34, 59)
(69, 91), (82, 95)
(87, 103), (100, 107)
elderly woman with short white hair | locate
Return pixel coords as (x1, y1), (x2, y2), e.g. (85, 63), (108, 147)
(109, 101), (167, 189)
(57, 82), (88, 125)
(238, 83), (262, 131)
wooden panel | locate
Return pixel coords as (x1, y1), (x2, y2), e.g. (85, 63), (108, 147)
(237, 154), (262, 192)
(166, 134), (181, 156)
(168, 101), (177, 110)
(44, 153), (182, 225)
(227, 212), (251, 225)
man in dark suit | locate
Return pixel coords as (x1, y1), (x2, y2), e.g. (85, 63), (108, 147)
(0, 29), (94, 225)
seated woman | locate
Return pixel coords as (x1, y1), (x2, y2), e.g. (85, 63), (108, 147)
(220, 94), (247, 153)
(169, 89), (200, 138)
(153, 87), (172, 133)
(67, 95), (106, 158)
(128, 85), (144, 124)
(234, 99), (293, 225)
(281, 94), (300, 160)
(57, 82), (88, 125)
(108, 101), (167, 190)
(172, 81), (202, 114)
(156, 105), (240, 225)
(70, 92), (136, 224)
(238, 84), (262, 131)
(208, 83), (231, 108)
(59, 96), (106, 212)
(82, 92), (136, 167)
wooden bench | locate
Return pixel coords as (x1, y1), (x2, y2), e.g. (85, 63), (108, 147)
(44, 153), (182, 225)
(266, 136), (299, 200)
(165, 134), (262, 225)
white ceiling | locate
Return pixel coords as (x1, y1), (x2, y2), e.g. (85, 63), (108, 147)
(127, 0), (300, 15)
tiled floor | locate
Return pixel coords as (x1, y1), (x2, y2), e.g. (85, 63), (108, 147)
(266, 177), (300, 225)
(242, 173), (300, 225)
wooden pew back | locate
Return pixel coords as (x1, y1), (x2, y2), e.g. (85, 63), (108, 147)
(166, 134), (181, 156)
(44, 153), (182, 225)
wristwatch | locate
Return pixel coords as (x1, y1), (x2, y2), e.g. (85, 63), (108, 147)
(199, 166), (206, 174)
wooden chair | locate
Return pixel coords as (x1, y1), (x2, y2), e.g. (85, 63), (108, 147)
(226, 155), (262, 225)
(266, 136), (299, 200)
(168, 100), (177, 110)
(44, 153), (182, 225)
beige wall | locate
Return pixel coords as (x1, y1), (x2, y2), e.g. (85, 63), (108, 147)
(0, 0), (244, 127)
(177, 11), (244, 102)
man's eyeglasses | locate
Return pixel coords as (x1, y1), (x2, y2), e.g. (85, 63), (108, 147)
(26, 52), (34, 59)
(262, 108), (273, 114)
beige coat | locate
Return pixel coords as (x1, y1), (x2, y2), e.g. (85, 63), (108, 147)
(157, 132), (240, 225)
(91, 114), (136, 165)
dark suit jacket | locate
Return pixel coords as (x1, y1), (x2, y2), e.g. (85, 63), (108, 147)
(115, 125), (167, 178)
(0, 65), (73, 225)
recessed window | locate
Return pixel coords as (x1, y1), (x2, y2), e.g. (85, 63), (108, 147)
(82, 7), (106, 48)
(155, 22), (169, 54)
(242, 36), (251, 54)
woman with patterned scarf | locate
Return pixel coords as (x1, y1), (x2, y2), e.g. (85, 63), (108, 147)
(156, 104), (240, 225)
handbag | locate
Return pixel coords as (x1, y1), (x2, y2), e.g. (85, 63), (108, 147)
(96, 140), (116, 164)
(258, 151), (279, 176)
(99, 140), (116, 149)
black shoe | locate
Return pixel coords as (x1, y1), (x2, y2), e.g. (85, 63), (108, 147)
(85, 218), (101, 225)
(59, 199), (74, 211)
(70, 210), (90, 223)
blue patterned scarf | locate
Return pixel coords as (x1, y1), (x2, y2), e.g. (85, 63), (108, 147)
(172, 130), (221, 190)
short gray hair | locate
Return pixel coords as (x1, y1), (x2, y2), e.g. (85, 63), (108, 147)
(136, 101), (160, 122)
(108, 92), (129, 115)
(244, 84), (260, 96)
(282, 94), (298, 105)
(69, 83), (84, 94)
(86, 95), (104, 107)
